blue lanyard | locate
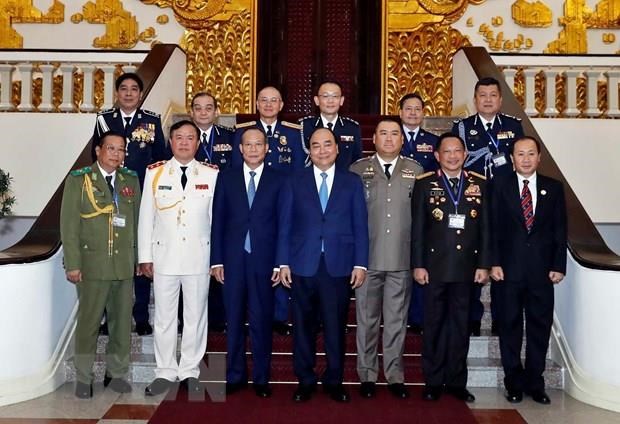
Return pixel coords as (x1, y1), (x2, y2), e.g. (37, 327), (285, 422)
(441, 171), (464, 213)
(485, 125), (500, 152)
(201, 130), (214, 162)
(113, 190), (119, 213)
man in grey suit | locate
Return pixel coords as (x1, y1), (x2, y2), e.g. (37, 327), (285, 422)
(350, 118), (423, 399)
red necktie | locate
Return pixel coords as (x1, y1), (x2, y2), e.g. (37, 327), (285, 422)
(521, 180), (534, 233)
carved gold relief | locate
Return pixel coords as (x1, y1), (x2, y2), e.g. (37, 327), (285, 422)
(602, 32), (616, 43)
(511, 0), (552, 27)
(588, 0), (620, 28)
(141, 0), (255, 113)
(479, 23), (533, 52)
(156, 14), (169, 24)
(388, 0), (484, 31)
(546, 0), (590, 53)
(0, 0), (64, 48)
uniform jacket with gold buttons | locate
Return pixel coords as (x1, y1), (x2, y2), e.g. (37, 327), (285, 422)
(138, 158), (218, 275)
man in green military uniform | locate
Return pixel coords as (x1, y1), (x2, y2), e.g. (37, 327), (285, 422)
(60, 131), (141, 398)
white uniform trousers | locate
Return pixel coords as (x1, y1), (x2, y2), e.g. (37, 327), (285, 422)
(153, 272), (210, 381)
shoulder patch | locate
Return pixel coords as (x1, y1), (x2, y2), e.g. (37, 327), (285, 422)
(70, 166), (92, 176)
(299, 115), (315, 122)
(235, 120), (256, 129)
(142, 109), (161, 118)
(500, 113), (522, 121)
(352, 157), (370, 165)
(199, 162), (219, 170)
(214, 123), (234, 132)
(118, 167), (138, 177)
(416, 171), (434, 180)
(452, 118), (463, 124)
(401, 156), (422, 166)
(99, 108), (115, 115)
(468, 171), (487, 180)
(342, 116), (359, 126)
(147, 160), (167, 170)
(282, 121), (302, 130)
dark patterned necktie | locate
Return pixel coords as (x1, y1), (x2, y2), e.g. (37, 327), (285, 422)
(384, 163), (392, 179)
(266, 125), (273, 137)
(124, 117), (131, 128)
(327, 122), (333, 131)
(180, 166), (188, 190)
(449, 177), (459, 196)
(486, 122), (492, 132)
(521, 179), (534, 232)
(105, 175), (114, 195)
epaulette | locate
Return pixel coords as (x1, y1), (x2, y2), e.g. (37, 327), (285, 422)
(70, 166), (92, 176)
(142, 109), (161, 118)
(214, 123), (234, 132)
(342, 116), (359, 126)
(118, 167), (138, 177)
(299, 115), (315, 122)
(282, 121), (302, 130)
(147, 160), (167, 170)
(352, 156), (370, 165)
(99, 108), (115, 115)
(467, 170), (487, 180)
(416, 171), (434, 180)
(401, 156), (422, 166)
(200, 162), (219, 170)
(235, 120), (256, 129)
(500, 113), (522, 121)
(453, 118), (463, 124)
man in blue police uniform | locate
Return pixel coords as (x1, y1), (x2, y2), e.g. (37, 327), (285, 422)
(399, 93), (439, 335)
(300, 81), (362, 169)
(451, 77), (524, 336)
(190, 92), (234, 333)
(232, 85), (305, 336)
(92, 72), (170, 336)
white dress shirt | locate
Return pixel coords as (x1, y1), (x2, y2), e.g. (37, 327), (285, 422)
(97, 162), (117, 188)
(313, 164), (335, 197)
(517, 172), (538, 213)
(120, 110), (136, 127)
(243, 162), (264, 191)
(260, 120), (277, 134)
(321, 115), (338, 129)
(403, 125), (419, 142)
(479, 114), (496, 130)
(376, 155), (398, 177)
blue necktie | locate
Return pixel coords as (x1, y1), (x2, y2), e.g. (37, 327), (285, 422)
(319, 172), (328, 252)
(244, 171), (256, 253)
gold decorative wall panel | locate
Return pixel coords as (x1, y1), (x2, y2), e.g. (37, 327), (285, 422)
(511, 0), (552, 27)
(141, 0), (256, 113)
(0, 0), (64, 48)
(382, 0), (484, 115)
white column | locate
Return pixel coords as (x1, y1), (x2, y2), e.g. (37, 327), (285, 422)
(605, 70), (620, 118)
(523, 68), (538, 117)
(16, 63), (34, 111)
(502, 67), (517, 95)
(100, 65), (117, 110)
(59, 64), (75, 112)
(584, 69), (602, 117)
(80, 64), (96, 112)
(543, 68), (560, 117)
(38, 64), (55, 112)
(0, 64), (14, 111)
(564, 69), (581, 117)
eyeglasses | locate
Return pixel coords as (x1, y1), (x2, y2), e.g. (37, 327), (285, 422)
(104, 145), (126, 154)
(258, 97), (281, 104)
(317, 93), (341, 99)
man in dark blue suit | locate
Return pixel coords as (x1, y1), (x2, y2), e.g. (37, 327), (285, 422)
(211, 128), (289, 398)
(399, 93), (439, 335)
(280, 128), (369, 403)
(92, 73), (170, 336)
(232, 86), (306, 336)
(451, 77), (525, 336)
(300, 81), (362, 169)
(490, 136), (567, 405)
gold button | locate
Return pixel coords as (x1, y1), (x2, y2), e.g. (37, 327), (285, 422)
(386, 229), (391, 233)
(430, 248), (434, 252)
(114, 233), (119, 238)
(387, 213), (391, 218)
(456, 245), (462, 250)
(474, 249), (478, 254)
(268, 149), (272, 153)
(268, 162), (272, 166)
(114, 249), (118, 254)
(456, 230), (461, 235)
(387, 198), (391, 202)
(388, 183), (391, 187)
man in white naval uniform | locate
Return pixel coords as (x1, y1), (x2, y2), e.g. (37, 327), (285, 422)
(139, 120), (219, 396)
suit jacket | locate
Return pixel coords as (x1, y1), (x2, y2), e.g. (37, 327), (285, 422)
(411, 169), (491, 282)
(195, 124), (234, 170)
(138, 158), (218, 275)
(210, 165), (290, 275)
(92, 107), (169, 186)
(60, 163), (141, 281)
(300, 115), (362, 169)
(231, 120), (305, 172)
(452, 113), (524, 178)
(282, 166), (369, 277)
(400, 126), (439, 172)
(490, 172), (567, 280)
(350, 155), (423, 271)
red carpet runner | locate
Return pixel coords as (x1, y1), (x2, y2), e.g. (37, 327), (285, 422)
(149, 384), (478, 424)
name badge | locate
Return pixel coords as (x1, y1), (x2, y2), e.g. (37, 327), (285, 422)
(112, 214), (126, 228)
(448, 213), (466, 229)
(491, 152), (507, 167)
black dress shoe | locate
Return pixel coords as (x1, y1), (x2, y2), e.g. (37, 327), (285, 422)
(359, 381), (376, 398)
(505, 389), (523, 403)
(75, 381), (93, 399)
(293, 384), (316, 402)
(99, 322), (108, 335)
(254, 383), (272, 398)
(529, 390), (551, 405)
(387, 383), (410, 399)
(469, 320), (481, 337)
(225, 381), (248, 395)
(135, 322), (153, 336)
(103, 375), (132, 393)
(145, 378), (173, 396)
(408, 323), (423, 335)
(323, 384), (350, 403)
(273, 321), (291, 336)
(422, 385), (441, 401)
(446, 387), (476, 403)
(181, 377), (202, 393)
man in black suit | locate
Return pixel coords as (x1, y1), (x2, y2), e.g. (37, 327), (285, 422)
(411, 133), (490, 403)
(490, 136), (567, 405)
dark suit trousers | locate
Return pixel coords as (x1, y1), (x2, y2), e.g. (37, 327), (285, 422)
(291, 256), (350, 386)
(495, 277), (554, 392)
(408, 281), (424, 325)
(422, 280), (471, 389)
(132, 274), (151, 324)
(223, 253), (274, 385)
